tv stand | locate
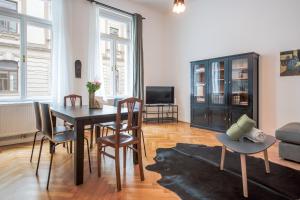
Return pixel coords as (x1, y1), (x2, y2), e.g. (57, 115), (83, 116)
(143, 104), (178, 123)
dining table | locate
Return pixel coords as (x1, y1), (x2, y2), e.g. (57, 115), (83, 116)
(50, 104), (139, 185)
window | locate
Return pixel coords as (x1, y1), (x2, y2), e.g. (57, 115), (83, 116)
(99, 9), (133, 98)
(0, 0), (52, 100)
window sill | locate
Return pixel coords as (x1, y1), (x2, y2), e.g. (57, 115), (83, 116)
(0, 98), (52, 106)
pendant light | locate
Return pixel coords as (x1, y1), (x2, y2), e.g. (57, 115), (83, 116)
(173, 0), (186, 14)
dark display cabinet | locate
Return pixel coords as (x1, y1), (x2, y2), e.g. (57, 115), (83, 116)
(190, 52), (259, 132)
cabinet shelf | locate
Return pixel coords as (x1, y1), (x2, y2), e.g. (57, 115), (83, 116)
(232, 91), (248, 94)
(232, 67), (248, 70)
(232, 78), (248, 80)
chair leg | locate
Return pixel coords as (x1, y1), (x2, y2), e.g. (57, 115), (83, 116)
(30, 131), (38, 162)
(101, 126), (105, 137)
(141, 130), (147, 158)
(123, 146), (126, 169)
(137, 141), (145, 181)
(97, 142), (103, 177)
(106, 127), (108, 136)
(85, 138), (92, 173)
(70, 141), (73, 154)
(47, 145), (55, 190)
(90, 127), (94, 149)
(66, 142), (69, 154)
(36, 136), (45, 176)
(115, 148), (121, 191)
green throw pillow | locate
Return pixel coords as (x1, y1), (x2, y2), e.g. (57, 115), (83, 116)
(226, 123), (243, 140)
(226, 114), (256, 140)
(237, 114), (256, 133)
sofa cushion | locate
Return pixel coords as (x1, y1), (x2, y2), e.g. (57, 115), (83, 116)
(279, 141), (300, 163)
(275, 123), (300, 145)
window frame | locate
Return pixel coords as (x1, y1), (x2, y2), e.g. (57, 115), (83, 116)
(99, 8), (133, 99)
(0, 3), (52, 102)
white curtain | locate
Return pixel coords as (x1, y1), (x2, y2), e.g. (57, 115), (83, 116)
(87, 3), (102, 96)
(51, 0), (73, 105)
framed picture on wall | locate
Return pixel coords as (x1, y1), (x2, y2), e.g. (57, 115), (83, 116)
(280, 49), (300, 76)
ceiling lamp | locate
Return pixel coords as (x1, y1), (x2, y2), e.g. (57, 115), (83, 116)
(173, 0), (186, 14)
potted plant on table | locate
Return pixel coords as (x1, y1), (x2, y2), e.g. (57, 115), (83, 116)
(86, 81), (101, 109)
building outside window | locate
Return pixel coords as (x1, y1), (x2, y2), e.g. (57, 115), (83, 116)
(0, 0), (52, 100)
(99, 8), (133, 98)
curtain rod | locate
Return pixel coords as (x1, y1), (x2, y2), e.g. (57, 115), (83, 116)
(87, 0), (146, 19)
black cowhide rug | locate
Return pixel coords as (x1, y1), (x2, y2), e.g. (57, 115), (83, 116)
(146, 143), (300, 200)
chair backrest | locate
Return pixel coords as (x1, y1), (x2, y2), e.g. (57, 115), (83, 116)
(64, 94), (82, 107)
(115, 97), (143, 143)
(33, 102), (42, 131)
(40, 103), (54, 139)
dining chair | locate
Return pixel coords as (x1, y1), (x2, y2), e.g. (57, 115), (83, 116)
(95, 98), (147, 157)
(30, 102), (70, 162)
(64, 94), (94, 149)
(36, 103), (92, 190)
(96, 97), (144, 191)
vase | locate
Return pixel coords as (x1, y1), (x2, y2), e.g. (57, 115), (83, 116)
(89, 92), (95, 109)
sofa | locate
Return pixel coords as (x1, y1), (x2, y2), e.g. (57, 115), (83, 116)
(275, 122), (300, 163)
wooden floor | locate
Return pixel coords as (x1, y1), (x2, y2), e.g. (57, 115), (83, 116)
(0, 122), (299, 200)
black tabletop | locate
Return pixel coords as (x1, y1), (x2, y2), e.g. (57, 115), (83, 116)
(51, 105), (129, 120)
(217, 133), (276, 154)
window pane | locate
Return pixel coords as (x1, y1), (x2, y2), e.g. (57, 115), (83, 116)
(0, 0), (52, 20)
(26, 24), (52, 97)
(100, 40), (113, 97)
(100, 18), (128, 39)
(0, 16), (20, 96)
(116, 43), (128, 96)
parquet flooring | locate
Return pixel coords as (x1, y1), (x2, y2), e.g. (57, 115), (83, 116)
(0, 122), (299, 200)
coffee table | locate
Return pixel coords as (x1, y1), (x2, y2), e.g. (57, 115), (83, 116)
(216, 133), (276, 198)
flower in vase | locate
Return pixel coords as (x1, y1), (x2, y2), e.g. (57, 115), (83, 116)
(86, 81), (101, 94)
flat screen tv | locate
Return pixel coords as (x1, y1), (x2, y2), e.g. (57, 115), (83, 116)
(145, 86), (174, 105)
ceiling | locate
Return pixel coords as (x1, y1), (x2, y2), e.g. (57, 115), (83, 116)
(128, 0), (174, 12)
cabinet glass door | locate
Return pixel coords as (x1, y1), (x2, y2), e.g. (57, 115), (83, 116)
(210, 61), (226, 105)
(194, 63), (206, 104)
(231, 58), (248, 106)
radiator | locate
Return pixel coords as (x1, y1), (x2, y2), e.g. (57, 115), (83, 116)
(0, 103), (36, 145)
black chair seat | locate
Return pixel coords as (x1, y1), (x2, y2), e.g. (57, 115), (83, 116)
(65, 122), (92, 130)
(51, 130), (76, 143)
(53, 126), (71, 134)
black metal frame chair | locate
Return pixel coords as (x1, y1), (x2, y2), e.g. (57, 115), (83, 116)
(30, 102), (70, 162)
(36, 103), (92, 190)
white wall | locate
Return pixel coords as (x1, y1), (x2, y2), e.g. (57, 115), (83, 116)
(67, 0), (169, 103)
(165, 0), (300, 134)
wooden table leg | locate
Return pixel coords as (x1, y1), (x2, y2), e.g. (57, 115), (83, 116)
(220, 145), (226, 170)
(240, 154), (248, 198)
(263, 149), (270, 173)
(74, 120), (84, 185)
